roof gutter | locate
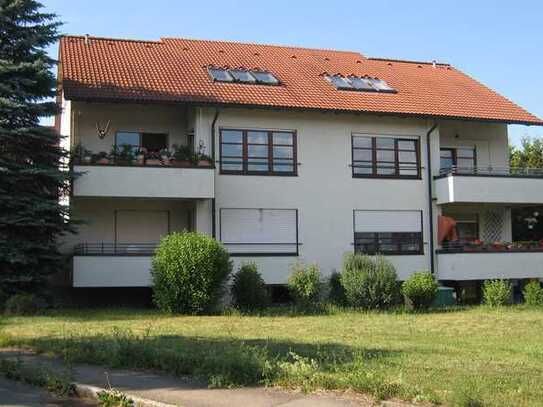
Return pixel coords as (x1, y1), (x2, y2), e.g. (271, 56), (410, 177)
(426, 122), (438, 275)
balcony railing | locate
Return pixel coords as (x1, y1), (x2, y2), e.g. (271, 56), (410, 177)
(74, 242), (158, 256)
(438, 240), (543, 254)
(438, 166), (543, 178)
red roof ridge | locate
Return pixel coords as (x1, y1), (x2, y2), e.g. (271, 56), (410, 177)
(160, 36), (365, 56)
(368, 57), (451, 67)
(61, 34), (161, 45)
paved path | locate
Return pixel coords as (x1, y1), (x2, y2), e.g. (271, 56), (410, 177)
(0, 376), (96, 406)
(0, 348), (411, 407)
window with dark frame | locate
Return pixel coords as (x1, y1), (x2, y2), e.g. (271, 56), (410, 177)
(440, 147), (476, 173)
(115, 131), (168, 154)
(353, 210), (423, 255)
(220, 129), (296, 175)
(352, 135), (420, 178)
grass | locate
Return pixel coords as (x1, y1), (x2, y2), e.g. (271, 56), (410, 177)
(1, 306), (542, 406)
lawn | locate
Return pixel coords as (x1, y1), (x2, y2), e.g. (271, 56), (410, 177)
(1, 306), (542, 406)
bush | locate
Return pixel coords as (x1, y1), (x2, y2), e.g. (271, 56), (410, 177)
(151, 232), (232, 314)
(231, 263), (270, 311)
(340, 253), (398, 309)
(482, 279), (512, 306)
(287, 262), (322, 307)
(401, 271), (438, 310)
(523, 281), (543, 306)
(4, 293), (41, 316)
(328, 271), (346, 305)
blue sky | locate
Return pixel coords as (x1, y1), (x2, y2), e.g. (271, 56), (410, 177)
(42, 0), (542, 145)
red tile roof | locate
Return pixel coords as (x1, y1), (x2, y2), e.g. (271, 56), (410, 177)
(59, 35), (543, 125)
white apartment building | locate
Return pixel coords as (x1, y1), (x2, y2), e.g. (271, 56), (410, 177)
(56, 36), (543, 297)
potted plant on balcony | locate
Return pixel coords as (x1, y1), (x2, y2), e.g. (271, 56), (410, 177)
(145, 151), (161, 166)
(135, 147), (146, 165)
(160, 148), (172, 165)
(96, 151), (110, 165)
(171, 144), (192, 167)
(112, 144), (135, 165)
(492, 241), (506, 251)
(465, 239), (483, 252)
(195, 142), (214, 167)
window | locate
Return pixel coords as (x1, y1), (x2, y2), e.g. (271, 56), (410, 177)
(452, 214), (479, 241)
(354, 210), (423, 255)
(220, 208), (298, 255)
(220, 129), (296, 175)
(352, 135), (420, 178)
(325, 75), (396, 93)
(208, 67), (280, 85)
(440, 147), (476, 173)
(115, 132), (168, 155)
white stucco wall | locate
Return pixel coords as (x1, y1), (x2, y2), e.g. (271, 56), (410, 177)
(206, 108), (433, 283)
(73, 256), (152, 287)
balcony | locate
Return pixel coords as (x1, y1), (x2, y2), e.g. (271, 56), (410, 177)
(73, 243), (156, 287)
(437, 241), (543, 280)
(435, 166), (543, 204)
(73, 158), (214, 199)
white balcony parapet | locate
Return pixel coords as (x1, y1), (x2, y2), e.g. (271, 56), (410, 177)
(437, 250), (543, 280)
(435, 166), (543, 204)
(73, 255), (152, 287)
(73, 164), (214, 199)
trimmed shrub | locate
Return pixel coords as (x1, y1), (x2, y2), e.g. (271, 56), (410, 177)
(4, 293), (41, 316)
(231, 263), (270, 311)
(482, 279), (512, 306)
(401, 271), (438, 310)
(328, 271), (346, 305)
(523, 281), (543, 306)
(151, 232), (232, 314)
(340, 253), (398, 309)
(287, 262), (322, 307)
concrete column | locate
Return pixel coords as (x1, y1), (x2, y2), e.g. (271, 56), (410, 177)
(195, 199), (213, 236)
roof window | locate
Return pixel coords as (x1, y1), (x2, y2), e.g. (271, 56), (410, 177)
(325, 75), (396, 93)
(208, 67), (280, 85)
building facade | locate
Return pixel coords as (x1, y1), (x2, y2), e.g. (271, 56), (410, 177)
(57, 36), (543, 294)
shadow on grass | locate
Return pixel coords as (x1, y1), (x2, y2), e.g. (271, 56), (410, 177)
(2, 330), (406, 399)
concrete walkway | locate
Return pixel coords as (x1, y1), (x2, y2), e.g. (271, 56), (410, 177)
(0, 348), (411, 407)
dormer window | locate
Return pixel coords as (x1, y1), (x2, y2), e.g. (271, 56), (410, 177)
(325, 75), (396, 93)
(208, 67), (280, 85)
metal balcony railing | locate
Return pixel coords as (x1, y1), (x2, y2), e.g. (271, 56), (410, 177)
(438, 166), (543, 177)
(74, 242), (158, 256)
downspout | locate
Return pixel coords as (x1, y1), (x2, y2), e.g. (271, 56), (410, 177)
(426, 122), (438, 275)
(210, 109), (220, 239)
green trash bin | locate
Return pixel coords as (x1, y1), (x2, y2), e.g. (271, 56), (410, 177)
(432, 286), (456, 307)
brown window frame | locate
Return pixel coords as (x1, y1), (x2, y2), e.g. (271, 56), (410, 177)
(351, 135), (421, 179)
(354, 231), (424, 255)
(440, 147), (477, 171)
(219, 128), (298, 176)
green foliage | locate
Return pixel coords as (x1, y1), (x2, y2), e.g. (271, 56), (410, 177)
(287, 262), (322, 307)
(510, 137), (543, 169)
(482, 280), (512, 306)
(340, 253), (398, 309)
(523, 281), (543, 306)
(0, 0), (76, 295)
(4, 293), (41, 315)
(151, 232), (232, 314)
(401, 271), (438, 310)
(97, 390), (134, 407)
(231, 263), (270, 311)
(328, 271), (346, 305)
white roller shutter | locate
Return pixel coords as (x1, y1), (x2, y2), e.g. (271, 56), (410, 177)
(220, 209), (298, 254)
(354, 210), (421, 233)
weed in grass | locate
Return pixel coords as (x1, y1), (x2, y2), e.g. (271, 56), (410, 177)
(97, 390), (134, 407)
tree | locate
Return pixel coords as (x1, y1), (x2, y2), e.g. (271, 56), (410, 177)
(0, 0), (74, 295)
(510, 137), (543, 169)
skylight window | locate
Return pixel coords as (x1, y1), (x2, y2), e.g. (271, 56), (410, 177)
(209, 68), (233, 82)
(325, 75), (396, 93)
(208, 67), (280, 85)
